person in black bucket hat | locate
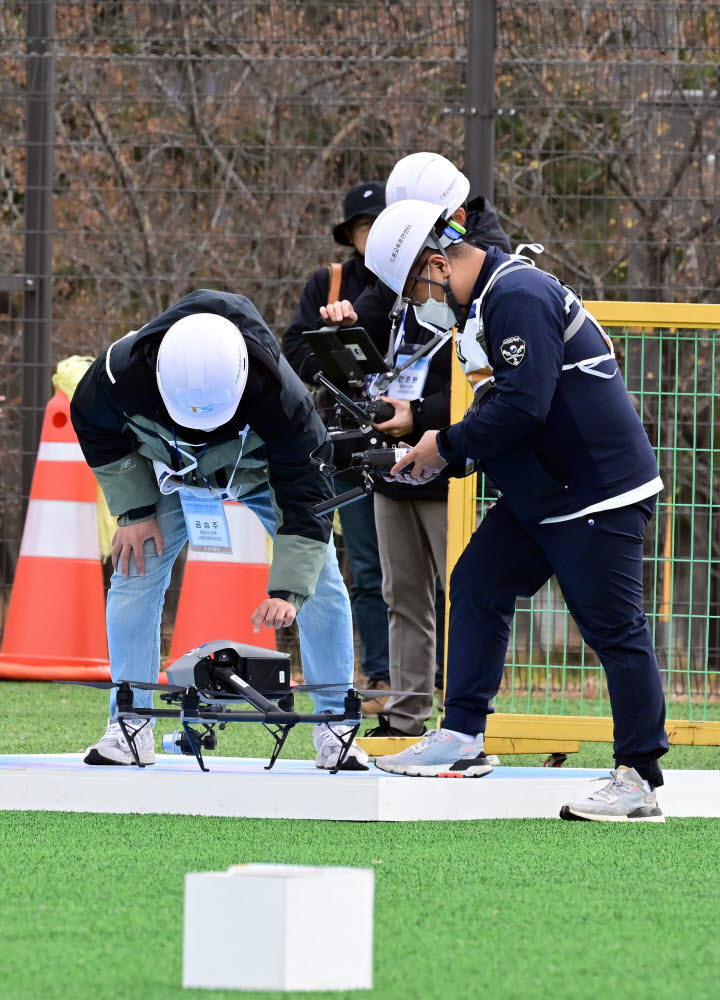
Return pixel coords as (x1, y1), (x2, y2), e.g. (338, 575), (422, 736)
(283, 179), (394, 714)
(332, 181), (386, 247)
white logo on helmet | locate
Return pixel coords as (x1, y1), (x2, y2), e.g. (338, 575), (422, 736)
(390, 224), (413, 262)
(439, 178), (458, 200)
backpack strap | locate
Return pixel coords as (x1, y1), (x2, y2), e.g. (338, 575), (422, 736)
(327, 262), (342, 305)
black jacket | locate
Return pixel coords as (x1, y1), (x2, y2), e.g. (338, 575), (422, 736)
(71, 290), (336, 605)
(463, 195), (512, 255)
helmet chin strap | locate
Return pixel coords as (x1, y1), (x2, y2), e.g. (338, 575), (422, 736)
(406, 268), (469, 326)
(442, 279), (468, 324)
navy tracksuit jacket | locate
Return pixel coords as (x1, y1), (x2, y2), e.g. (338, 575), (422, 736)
(437, 248), (668, 785)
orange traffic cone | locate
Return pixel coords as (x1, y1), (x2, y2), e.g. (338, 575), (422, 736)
(0, 390), (111, 681)
(169, 502), (275, 661)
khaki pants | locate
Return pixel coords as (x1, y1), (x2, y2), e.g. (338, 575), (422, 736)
(373, 492), (447, 735)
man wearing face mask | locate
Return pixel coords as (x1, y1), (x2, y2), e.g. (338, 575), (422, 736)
(319, 153), (512, 741)
(359, 200), (668, 824)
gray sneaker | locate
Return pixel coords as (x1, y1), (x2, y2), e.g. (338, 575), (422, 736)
(374, 728), (493, 777)
(560, 766), (665, 823)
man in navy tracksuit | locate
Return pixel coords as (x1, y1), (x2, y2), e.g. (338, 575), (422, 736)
(362, 198), (668, 822)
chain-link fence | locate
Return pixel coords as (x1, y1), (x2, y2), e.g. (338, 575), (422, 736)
(1, 1), (718, 665)
(496, 1), (719, 301)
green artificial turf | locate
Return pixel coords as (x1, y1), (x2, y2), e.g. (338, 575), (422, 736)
(1, 811), (719, 1000)
(1, 681), (719, 771)
(2, 683), (720, 998)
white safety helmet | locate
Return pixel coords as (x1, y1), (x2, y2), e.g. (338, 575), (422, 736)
(365, 199), (464, 295)
(156, 313), (249, 430)
(386, 152), (470, 218)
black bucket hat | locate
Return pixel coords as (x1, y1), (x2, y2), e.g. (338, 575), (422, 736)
(333, 181), (386, 246)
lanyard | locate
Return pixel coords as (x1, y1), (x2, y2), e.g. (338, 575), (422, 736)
(393, 308), (408, 358)
(163, 425), (251, 554)
(393, 305), (452, 364)
(167, 424), (251, 497)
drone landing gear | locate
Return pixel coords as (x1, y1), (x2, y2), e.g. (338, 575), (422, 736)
(325, 689), (363, 774)
(117, 716), (152, 769)
(328, 722), (362, 774)
(258, 692), (296, 771)
(262, 722), (294, 770)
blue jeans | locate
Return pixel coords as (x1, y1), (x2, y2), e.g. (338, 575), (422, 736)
(335, 478), (390, 683)
(107, 488), (354, 718)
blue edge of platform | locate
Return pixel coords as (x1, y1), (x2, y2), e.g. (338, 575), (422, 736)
(0, 754), (608, 780)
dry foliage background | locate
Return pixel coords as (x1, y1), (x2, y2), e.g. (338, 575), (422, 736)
(0, 1), (718, 685)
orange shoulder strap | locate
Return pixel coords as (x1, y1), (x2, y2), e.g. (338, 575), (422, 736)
(327, 262), (342, 306)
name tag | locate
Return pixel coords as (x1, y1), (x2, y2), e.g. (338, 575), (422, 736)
(392, 353), (429, 401)
(179, 493), (232, 553)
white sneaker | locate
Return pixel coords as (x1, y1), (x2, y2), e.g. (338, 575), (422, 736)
(84, 718), (156, 766)
(313, 719), (369, 771)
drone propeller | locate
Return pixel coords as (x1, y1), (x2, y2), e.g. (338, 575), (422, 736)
(266, 685), (417, 698)
(54, 680), (113, 690)
(57, 679), (189, 693)
(55, 679), (419, 699)
(288, 681), (360, 688)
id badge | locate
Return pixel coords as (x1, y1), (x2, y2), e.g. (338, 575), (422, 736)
(179, 493), (232, 553)
(393, 353), (429, 401)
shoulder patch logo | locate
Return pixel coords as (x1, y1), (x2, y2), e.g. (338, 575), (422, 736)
(500, 336), (526, 367)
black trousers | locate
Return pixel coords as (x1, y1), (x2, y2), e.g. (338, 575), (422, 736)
(443, 497), (668, 787)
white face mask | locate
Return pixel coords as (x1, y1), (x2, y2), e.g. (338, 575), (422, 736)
(413, 296), (457, 334)
(410, 263), (458, 334)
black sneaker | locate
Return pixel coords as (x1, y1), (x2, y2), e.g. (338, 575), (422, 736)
(364, 713), (426, 738)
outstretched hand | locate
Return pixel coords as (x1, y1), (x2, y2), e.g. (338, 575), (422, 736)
(251, 598), (297, 633)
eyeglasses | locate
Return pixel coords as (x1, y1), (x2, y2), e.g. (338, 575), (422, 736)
(401, 270), (446, 306)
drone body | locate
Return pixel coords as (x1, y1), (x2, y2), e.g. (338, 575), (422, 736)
(166, 640), (291, 699)
(62, 639), (414, 773)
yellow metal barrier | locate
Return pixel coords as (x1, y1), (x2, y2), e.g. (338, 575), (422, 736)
(356, 713), (720, 759)
(584, 301), (720, 329)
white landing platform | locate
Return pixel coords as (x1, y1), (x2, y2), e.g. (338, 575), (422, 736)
(1, 754), (718, 821)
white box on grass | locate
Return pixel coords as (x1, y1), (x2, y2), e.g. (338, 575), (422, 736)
(182, 863), (374, 991)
